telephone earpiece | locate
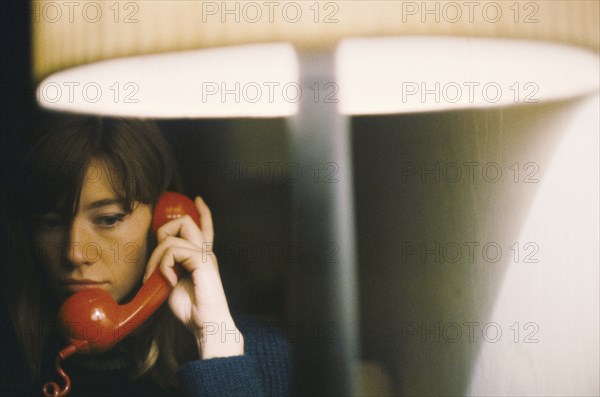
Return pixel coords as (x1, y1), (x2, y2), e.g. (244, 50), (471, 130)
(43, 192), (200, 397)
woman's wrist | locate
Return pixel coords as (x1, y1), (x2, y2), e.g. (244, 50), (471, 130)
(194, 317), (245, 359)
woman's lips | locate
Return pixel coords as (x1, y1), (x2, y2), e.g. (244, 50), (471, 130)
(59, 279), (108, 293)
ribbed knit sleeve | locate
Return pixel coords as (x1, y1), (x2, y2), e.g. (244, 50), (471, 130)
(177, 316), (292, 397)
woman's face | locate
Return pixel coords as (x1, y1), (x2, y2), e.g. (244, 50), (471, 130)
(33, 160), (152, 303)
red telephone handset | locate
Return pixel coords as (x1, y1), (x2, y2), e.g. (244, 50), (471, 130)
(43, 192), (200, 397)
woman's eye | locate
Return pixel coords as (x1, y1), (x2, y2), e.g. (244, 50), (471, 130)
(95, 214), (126, 227)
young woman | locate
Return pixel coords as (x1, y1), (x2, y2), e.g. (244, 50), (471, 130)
(0, 113), (291, 396)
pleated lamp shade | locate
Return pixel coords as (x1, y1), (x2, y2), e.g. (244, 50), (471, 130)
(33, 0), (600, 79)
(32, 0), (600, 116)
(32, 0), (600, 117)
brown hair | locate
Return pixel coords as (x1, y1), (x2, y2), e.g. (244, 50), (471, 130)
(2, 112), (197, 389)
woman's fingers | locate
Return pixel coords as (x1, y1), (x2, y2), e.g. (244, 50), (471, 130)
(154, 196), (214, 247)
(144, 197), (216, 282)
(156, 214), (205, 246)
(156, 245), (200, 287)
(143, 236), (214, 283)
(143, 236), (179, 284)
(195, 196), (214, 244)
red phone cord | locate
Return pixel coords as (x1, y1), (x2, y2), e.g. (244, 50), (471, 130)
(42, 344), (77, 397)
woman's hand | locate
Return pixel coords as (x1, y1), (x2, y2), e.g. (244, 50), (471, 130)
(143, 196), (244, 359)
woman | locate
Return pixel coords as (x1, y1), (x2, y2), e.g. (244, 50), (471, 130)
(0, 113), (291, 396)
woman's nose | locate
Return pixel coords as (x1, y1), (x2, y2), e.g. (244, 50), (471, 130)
(65, 218), (96, 266)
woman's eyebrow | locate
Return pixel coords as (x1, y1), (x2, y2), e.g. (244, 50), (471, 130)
(84, 198), (124, 211)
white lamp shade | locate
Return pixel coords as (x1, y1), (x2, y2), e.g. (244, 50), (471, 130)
(36, 43), (299, 118)
(336, 37), (600, 115)
(36, 37), (599, 117)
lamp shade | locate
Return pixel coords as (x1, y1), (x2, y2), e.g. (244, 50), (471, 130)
(33, 0), (599, 81)
(36, 43), (299, 118)
(32, 1), (600, 117)
(32, 0), (599, 117)
(336, 36), (600, 115)
(36, 37), (600, 117)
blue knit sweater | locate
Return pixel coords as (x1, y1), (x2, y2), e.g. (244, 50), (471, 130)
(178, 317), (292, 396)
(0, 316), (292, 396)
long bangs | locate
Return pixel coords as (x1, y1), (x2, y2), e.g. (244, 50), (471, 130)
(20, 117), (97, 218)
(19, 115), (178, 219)
(95, 118), (175, 212)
